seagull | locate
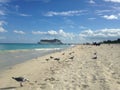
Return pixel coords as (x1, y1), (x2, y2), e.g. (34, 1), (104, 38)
(94, 52), (97, 55)
(92, 53), (97, 59)
(12, 77), (29, 87)
(62, 53), (65, 55)
(69, 52), (74, 55)
(69, 56), (74, 59)
(92, 56), (97, 59)
(54, 58), (60, 61)
(50, 56), (54, 59)
(46, 58), (49, 61)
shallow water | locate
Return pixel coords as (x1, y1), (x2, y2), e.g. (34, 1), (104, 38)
(0, 49), (61, 73)
(0, 43), (70, 73)
(0, 43), (69, 50)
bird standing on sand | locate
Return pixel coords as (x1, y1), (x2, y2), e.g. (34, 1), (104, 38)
(54, 58), (60, 61)
(69, 56), (74, 59)
(92, 53), (97, 59)
(50, 56), (54, 59)
(12, 77), (29, 87)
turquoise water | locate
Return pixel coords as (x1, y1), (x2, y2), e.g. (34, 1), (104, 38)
(0, 43), (69, 51)
(0, 43), (70, 72)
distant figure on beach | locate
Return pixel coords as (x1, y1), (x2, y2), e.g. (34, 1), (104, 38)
(92, 42), (101, 46)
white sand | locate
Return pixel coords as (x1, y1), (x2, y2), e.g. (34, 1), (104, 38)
(0, 44), (120, 90)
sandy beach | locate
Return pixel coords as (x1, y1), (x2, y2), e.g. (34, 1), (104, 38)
(0, 44), (120, 90)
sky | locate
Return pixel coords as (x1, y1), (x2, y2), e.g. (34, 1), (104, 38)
(0, 0), (120, 43)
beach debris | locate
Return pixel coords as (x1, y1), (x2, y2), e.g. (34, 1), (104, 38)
(82, 84), (89, 88)
(69, 52), (75, 55)
(69, 52), (72, 55)
(117, 81), (120, 84)
(54, 58), (60, 61)
(92, 42), (101, 46)
(44, 77), (55, 81)
(62, 53), (65, 55)
(34, 80), (37, 83)
(50, 56), (54, 59)
(45, 58), (49, 61)
(49, 67), (55, 74)
(12, 77), (29, 87)
(29, 82), (34, 85)
(72, 51), (75, 53)
(69, 56), (74, 59)
(39, 83), (47, 89)
(94, 52), (97, 55)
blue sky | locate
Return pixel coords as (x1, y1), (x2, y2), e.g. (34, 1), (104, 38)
(0, 0), (120, 43)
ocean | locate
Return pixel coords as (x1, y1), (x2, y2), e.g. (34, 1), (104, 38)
(0, 43), (70, 72)
(0, 43), (69, 51)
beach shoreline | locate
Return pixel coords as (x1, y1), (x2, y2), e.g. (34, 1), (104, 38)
(0, 44), (120, 90)
(0, 47), (67, 74)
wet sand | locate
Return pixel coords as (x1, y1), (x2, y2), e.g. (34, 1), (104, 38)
(0, 44), (120, 90)
(0, 49), (60, 73)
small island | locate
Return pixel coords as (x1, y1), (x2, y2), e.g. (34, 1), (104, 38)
(38, 39), (63, 45)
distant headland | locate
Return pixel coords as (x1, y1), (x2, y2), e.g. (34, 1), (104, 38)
(38, 39), (63, 45)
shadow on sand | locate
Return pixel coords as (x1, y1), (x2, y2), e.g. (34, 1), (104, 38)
(0, 87), (17, 90)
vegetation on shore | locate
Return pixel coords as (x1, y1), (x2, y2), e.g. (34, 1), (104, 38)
(101, 38), (120, 44)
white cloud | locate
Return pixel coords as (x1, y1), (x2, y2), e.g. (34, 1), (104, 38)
(96, 9), (120, 20)
(0, 0), (10, 3)
(32, 31), (47, 34)
(32, 30), (58, 35)
(14, 30), (25, 34)
(14, 5), (20, 12)
(88, 17), (96, 20)
(32, 29), (75, 40)
(48, 30), (57, 35)
(0, 10), (6, 15)
(24, 0), (51, 3)
(112, 6), (120, 11)
(0, 21), (6, 26)
(0, 27), (7, 32)
(104, 0), (120, 3)
(102, 15), (118, 20)
(95, 10), (112, 15)
(79, 28), (120, 42)
(79, 26), (87, 29)
(58, 29), (74, 39)
(0, 21), (7, 33)
(32, 28), (120, 43)
(89, 0), (95, 4)
(45, 10), (87, 16)
(19, 13), (32, 17)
